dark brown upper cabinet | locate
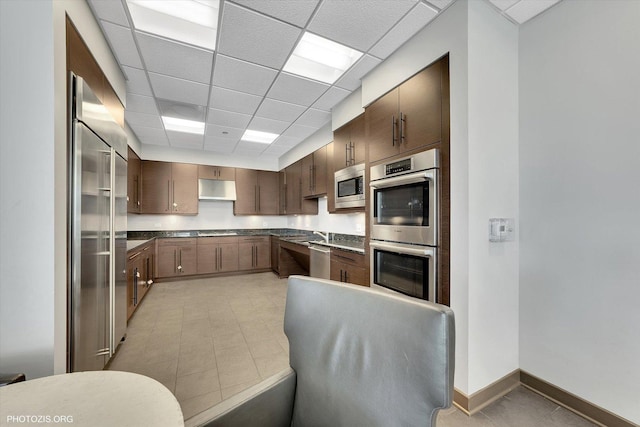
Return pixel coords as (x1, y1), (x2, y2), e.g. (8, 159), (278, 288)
(332, 114), (365, 171)
(127, 147), (141, 214)
(301, 145), (328, 198)
(234, 169), (279, 215)
(198, 165), (235, 181)
(140, 161), (198, 214)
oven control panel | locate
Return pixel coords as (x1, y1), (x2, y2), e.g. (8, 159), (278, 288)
(385, 158), (412, 175)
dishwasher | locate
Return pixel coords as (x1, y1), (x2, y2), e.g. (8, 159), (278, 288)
(309, 244), (331, 279)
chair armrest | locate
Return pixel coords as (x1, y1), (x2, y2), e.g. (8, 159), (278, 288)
(185, 368), (296, 427)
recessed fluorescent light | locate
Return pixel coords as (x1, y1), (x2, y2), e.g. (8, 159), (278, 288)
(241, 130), (279, 144)
(126, 0), (219, 50)
(162, 116), (205, 134)
(283, 32), (363, 84)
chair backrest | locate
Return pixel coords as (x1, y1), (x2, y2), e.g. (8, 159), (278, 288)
(284, 276), (455, 427)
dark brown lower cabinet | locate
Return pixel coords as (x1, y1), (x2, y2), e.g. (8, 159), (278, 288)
(156, 238), (197, 278)
(238, 236), (271, 271)
(197, 237), (239, 274)
(127, 241), (154, 320)
(330, 249), (368, 287)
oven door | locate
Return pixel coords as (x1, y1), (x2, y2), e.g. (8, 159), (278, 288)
(370, 240), (436, 302)
(370, 169), (437, 245)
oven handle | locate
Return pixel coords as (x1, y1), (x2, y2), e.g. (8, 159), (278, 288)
(369, 170), (435, 189)
(369, 241), (435, 257)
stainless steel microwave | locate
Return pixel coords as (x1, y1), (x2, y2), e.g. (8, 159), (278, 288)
(334, 163), (365, 209)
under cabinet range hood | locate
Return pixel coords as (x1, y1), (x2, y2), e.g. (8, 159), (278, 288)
(198, 178), (237, 201)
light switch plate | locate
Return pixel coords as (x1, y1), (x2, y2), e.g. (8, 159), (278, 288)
(489, 218), (514, 242)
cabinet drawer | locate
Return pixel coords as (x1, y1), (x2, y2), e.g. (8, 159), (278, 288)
(157, 238), (197, 247)
(197, 236), (239, 245)
(330, 249), (365, 268)
(238, 236), (269, 243)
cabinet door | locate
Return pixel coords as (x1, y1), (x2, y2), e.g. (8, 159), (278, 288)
(238, 242), (255, 271)
(254, 240), (271, 270)
(399, 62), (442, 152)
(198, 165), (235, 181)
(196, 243), (216, 274)
(278, 171), (287, 214)
(344, 265), (368, 286)
(157, 245), (177, 278)
(257, 171), (279, 215)
(350, 115), (366, 165)
(326, 142), (336, 213)
(171, 163), (198, 214)
(285, 163), (301, 214)
(332, 124), (351, 171)
(330, 259), (344, 283)
(218, 242), (239, 272)
(141, 161), (172, 214)
(313, 145), (328, 196)
(234, 168), (258, 215)
(301, 154), (314, 198)
(127, 147), (141, 213)
(366, 88), (400, 163)
(126, 253), (141, 319)
(177, 244), (197, 275)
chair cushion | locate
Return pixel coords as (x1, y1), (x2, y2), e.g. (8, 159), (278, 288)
(284, 276), (454, 427)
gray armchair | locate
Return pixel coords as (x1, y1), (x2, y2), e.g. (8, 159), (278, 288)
(187, 276), (455, 427)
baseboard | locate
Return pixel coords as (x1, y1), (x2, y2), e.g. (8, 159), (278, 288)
(453, 369), (520, 415)
(520, 371), (638, 427)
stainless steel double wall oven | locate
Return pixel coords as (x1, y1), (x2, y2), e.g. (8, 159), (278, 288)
(370, 149), (439, 302)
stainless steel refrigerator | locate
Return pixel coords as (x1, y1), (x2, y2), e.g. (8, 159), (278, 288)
(68, 74), (127, 372)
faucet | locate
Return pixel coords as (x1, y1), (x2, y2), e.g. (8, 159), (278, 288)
(313, 231), (329, 243)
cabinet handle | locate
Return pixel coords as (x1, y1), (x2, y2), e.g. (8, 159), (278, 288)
(172, 181), (177, 211)
(345, 144), (349, 167)
(345, 271), (349, 283)
(255, 245), (258, 267)
(167, 180), (171, 211)
(214, 247), (219, 271)
(258, 186), (261, 212)
(392, 115), (397, 146)
(174, 249), (177, 273)
(340, 269), (343, 282)
(133, 267), (138, 305)
(219, 247), (223, 270)
(254, 185), (258, 212)
(400, 112), (406, 143)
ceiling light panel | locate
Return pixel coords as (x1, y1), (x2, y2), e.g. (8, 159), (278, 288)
(126, 0), (219, 49)
(217, 3), (302, 69)
(88, 0), (130, 26)
(283, 32), (363, 84)
(209, 87), (262, 115)
(369, 2), (438, 59)
(241, 129), (279, 144)
(307, 0), (417, 52)
(267, 73), (330, 107)
(101, 21), (143, 68)
(122, 65), (153, 96)
(231, 0), (320, 27)
(206, 108), (252, 128)
(126, 93), (158, 115)
(335, 55), (382, 91)
(212, 55), (279, 97)
(126, 111), (164, 128)
(136, 32), (214, 84)
(162, 116), (205, 134)
(255, 98), (306, 122)
(158, 99), (206, 123)
(148, 72), (210, 106)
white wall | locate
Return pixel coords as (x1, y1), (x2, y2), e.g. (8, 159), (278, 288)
(466, 0), (519, 393)
(127, 198), (365, 235)
(141, 144), (280, 171)
(0, 0), (56, 379)
(278, 123), (333, 170)
(519, 0), (640, 423)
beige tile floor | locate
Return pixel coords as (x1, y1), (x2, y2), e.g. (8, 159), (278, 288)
(109, 272), (596, 426)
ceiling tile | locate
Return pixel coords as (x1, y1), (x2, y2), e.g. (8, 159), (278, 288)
(307, 0), (417, 52)
(101, 21), (143, 68)
(230, 0), (319, 27)
(129, 125), (169, 146)
(312, 86), (350, 111)
(205, 124), (245, 140)
(126, 93), (158, 114)
(272, 135), (301, 147)
(209, 86), (263, 115)
(335, 55), (382, 90)
(294, 108), (331, 128)
(136, 32), (213, 84)
(166, 131), (204, 149)
(489, 0), (520, 10)
(247, 116), (290, 134)
(235, 140), (269, 153)
(148, 72), (210, 106)
(203, 135), (239, 153)
(122, 66), (153, 96)
(267, 73), (329, 106)
(217, 3), (302, 69)
(369, 3), (437, 59)
(88, 0), (129, 26)
(263, 144), (291, 156)
(212, 55), (278, 96)
(424, 0), (454, 11)
(280, 123), (316, 140)
(157, 99), (206, 121)
(206, 108), (252, 128)
(255, 98), (306, 122)
(505, 0), (560, 23)
(125, 111), (163, 128)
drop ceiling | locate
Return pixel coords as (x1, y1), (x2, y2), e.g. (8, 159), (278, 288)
(87, 0), (561, 165)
